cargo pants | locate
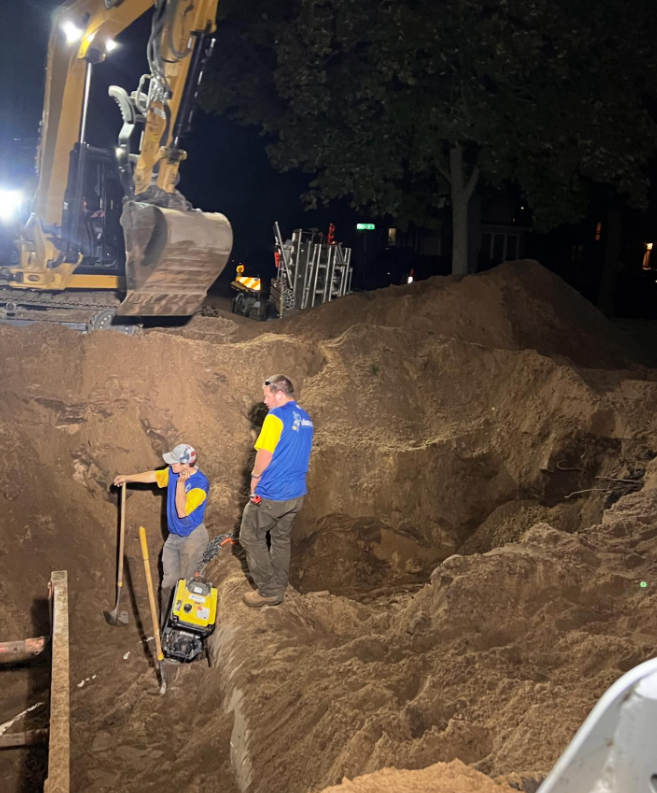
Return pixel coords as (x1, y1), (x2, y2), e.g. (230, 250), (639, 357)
(239, 496), (304, 599)
(160, 523), (209, 620)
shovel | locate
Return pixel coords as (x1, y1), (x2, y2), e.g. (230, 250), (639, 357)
(104, 483), (129, 626)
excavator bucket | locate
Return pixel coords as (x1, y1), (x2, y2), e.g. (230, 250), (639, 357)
(116, 202), (233, 317)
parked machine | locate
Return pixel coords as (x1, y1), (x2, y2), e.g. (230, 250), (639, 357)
(0, 0), (233, 330)
(230, 222), (353, 321)
(231, 265), (272, 321)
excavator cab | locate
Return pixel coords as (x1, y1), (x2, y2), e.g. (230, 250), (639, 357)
(62, 143), (125, 273)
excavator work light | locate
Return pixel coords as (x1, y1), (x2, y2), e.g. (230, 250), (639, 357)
(0, 190), (23, 223)
(61, 21), (84, 45)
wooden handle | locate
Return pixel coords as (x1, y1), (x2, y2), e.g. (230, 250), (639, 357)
(117, 483), (126, 588)
(139, 524), (150, 562)
(139, 526), (164, 663)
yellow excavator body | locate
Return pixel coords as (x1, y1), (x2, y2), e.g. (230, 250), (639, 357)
(0, 0), (232, 325)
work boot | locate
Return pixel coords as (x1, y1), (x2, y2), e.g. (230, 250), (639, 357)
(242, 590), (284, 608)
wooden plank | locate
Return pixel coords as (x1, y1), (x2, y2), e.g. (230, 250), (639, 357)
(0, 729), (49, 748)
(0, 636), (47, 665)
(44, 571), (70, 793)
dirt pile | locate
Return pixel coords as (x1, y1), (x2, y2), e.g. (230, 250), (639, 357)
(1, 260), (656, 792)
(204, 478), (657, 791)
(316, 758), (505, 792)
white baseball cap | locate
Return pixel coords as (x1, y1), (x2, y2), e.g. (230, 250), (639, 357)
(163, 444), (197, 466)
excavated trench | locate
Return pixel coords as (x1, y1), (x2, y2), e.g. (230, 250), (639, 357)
(2, 262), (657, 793)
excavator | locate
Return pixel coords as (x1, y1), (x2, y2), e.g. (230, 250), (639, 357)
(0, 0), (232, 331)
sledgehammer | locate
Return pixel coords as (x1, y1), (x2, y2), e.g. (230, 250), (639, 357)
(104, 483), (129, 626)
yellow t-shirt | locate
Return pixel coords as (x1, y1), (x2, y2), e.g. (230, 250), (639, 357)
(254, 414), (284, 453)
(155, 467), (207, 513)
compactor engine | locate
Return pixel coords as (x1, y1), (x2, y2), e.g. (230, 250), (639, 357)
(161, 575), (218, 663)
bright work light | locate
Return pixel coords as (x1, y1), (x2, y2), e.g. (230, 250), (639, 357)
(61, 20), (84, 44)
(0, 189), (23, 223)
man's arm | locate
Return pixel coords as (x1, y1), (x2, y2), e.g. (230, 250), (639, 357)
(113, 471), (158, 486)
(250, 449), (273, 495)
(175, 468), (191, 518)
(251, 413), (283, 495)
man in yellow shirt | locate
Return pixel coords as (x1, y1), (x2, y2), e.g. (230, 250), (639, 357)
(114, 443), (209, 618)
(239, 375), (314, 608)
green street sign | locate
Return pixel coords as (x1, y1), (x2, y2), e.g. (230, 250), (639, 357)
(356, 223), (376, 230)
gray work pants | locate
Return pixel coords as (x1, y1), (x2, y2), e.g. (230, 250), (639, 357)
(239, 497), (304, 598)
(160, 523), (208, 618)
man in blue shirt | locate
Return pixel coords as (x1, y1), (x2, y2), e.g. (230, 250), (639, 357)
(114, 443), (209, 618)
(239, 374), (314, 608)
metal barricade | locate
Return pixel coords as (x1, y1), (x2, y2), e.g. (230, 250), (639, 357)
(273, 224), (353, 317)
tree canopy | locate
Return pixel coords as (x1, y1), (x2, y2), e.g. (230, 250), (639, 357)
(203, 0), (657, 273)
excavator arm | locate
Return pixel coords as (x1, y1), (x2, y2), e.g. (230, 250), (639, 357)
(3, 0), (233, 318)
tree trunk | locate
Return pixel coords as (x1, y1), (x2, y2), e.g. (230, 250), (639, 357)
(449, 144), (479, 276)
(452, 184), (469, 276)
(596, 205), (622, 317)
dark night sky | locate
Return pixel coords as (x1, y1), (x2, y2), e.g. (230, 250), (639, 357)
(0, 0), (359, 262)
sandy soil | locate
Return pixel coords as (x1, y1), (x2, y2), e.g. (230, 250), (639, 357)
(1, 261), (656, 792)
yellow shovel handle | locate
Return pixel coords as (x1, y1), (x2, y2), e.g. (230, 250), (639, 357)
(139, 526), (165, 663)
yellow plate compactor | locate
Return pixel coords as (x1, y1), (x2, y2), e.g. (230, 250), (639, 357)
(162, 575), (218, 663)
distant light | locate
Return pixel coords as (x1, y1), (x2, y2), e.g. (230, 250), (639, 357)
(647, 242), (654, 251)
(61, 20), (84, 44)
(520, 205), (525, 210)
(357, 223), (375, 231)
(0, 189), (23, 223)
(407, 276), (414, 283)
(115, 147), (123, 158)
(106, 38), (118, 52)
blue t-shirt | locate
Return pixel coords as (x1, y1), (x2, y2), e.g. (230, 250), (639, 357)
(254, 401), (314, 501)
(155, 467), (209, 537)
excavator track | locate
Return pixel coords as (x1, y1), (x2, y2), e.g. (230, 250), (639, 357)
(0, 288), (119, 311)
(0, 289), (137, 333)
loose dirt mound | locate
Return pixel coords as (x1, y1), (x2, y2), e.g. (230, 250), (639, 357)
(316, 758), (505, 792)
(204, 479), (657, 791)
(1, 260), (656, 792)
